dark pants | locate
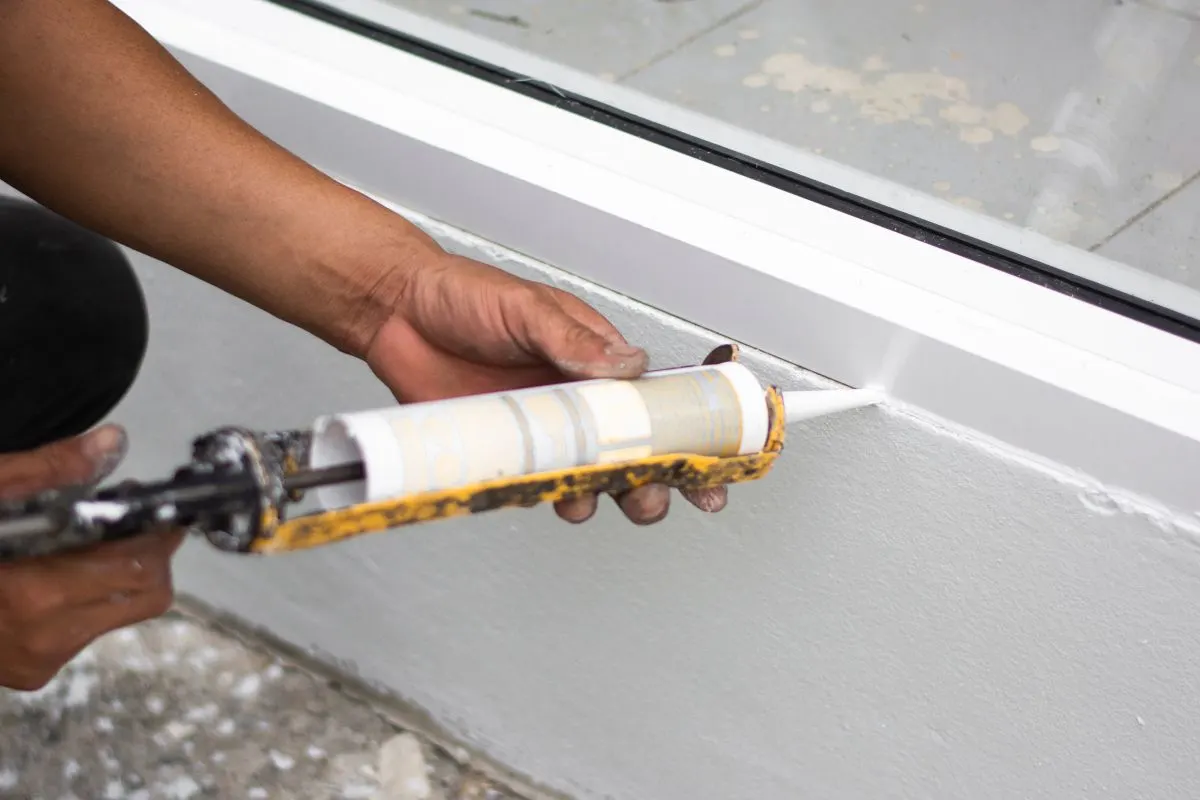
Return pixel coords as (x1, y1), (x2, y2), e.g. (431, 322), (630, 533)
(0, 197), (148, 454)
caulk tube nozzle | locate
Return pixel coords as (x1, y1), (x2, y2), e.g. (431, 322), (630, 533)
(780, 388), (884, 425)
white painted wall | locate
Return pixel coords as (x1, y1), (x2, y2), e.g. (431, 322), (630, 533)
(106, 209), (1200, 800)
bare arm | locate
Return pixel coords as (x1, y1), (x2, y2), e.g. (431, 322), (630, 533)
(0, 0), (692, 544)
(0, 0), (433, 355)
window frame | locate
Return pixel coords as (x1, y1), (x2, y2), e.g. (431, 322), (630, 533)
(115, 0), (1200, 514)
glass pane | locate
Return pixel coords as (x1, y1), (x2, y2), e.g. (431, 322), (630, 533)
(309, 0), (1200, 325)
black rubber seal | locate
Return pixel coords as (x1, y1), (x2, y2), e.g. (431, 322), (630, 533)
(263, 0), (1200, 344)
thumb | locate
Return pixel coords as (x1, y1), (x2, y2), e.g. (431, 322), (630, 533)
(0, 424), (127, 500)
(511, 292), (649, 380)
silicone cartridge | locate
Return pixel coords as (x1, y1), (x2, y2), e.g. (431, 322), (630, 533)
(309, 362), (770, 509)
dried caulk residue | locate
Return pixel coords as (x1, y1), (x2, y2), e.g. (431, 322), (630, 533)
(739, 29), (760, 40)
(933, 180), (952, 192)
(378, 733), (431, 800)
(756, 51), (1029, 142)
(1030, 135), (1062, 153)
(1150, 170), (1184, 191)
(161, 776), (201, 799)
(232, 673), (261, 699)
(941, 101), (1029, 137)
(862, 55), (890, 72)
(1031, 202), (1083, 237)
(960, 127), (994, 144)
(714, 44), (737, 58)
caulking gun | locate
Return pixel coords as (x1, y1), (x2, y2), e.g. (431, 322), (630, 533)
(0, 344), (881, 563)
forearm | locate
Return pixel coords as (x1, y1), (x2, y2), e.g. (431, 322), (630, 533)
(0, 0), (437, 354)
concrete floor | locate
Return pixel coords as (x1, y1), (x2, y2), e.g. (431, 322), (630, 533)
(383, 0), (1200, 294)
(0, 609), (532, 800)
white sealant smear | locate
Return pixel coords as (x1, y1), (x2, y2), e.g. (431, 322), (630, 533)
(232, 673), (261, 698)
(185, 702), (219, 722)
(160, 775), (201, 799)
(1030, 135), (1062, 153)
(65, 671), (100, 707)
(379, 733), (432, 800)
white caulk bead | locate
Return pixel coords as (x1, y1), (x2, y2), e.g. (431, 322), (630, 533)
(780, 388), (885, 426)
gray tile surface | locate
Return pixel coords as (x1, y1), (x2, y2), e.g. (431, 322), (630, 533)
(377, 0), (1200, 294)
(0, 611), (528, 800)
(1097, 173), (1200, 289)
(624, 0), (1200, 261)
(386, 0), (759, 77)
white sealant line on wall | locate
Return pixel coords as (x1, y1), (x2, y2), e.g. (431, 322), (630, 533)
(880, 401), (1200, 539)
(375, 190), (1200, 541)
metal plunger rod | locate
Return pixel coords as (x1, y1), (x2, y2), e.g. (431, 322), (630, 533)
(0, 462), (368, 544)
(283, 462), (365, 492)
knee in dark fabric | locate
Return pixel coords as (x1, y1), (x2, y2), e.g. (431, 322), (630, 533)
(0, 197), (148, 452)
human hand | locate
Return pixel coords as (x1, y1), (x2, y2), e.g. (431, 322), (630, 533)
(361, 253), (729, 525)
(0, 425), (183, 690)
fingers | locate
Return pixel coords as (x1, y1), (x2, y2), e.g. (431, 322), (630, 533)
(506, 287), (649, 381)
(0, 528), (182, 611)
(0, 424), (127, 499)
(615, 484), (671, 525)
(554, 494), (597, 524)
(556, 484), (729, 526)
(681, 486), (729, 514)
(367, 314), (565, 403)
(26, 578), (175, 672)
(548, 289), (631, 345)
(0, 528), (182, 691)
(40, 528), (183, 605)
